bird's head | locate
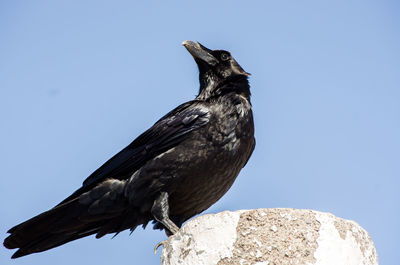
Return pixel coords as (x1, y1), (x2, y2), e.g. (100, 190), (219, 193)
(182, 40), (250, 99)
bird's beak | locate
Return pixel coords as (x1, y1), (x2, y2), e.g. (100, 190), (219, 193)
(182, 40), (218, 66)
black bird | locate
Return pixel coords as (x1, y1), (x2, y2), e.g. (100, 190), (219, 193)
(4, 41), (255, 258)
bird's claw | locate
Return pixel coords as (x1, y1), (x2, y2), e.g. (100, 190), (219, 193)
(154, 240), (167, 254)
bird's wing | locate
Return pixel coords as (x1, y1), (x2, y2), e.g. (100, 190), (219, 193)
(58, 100), (210, 205)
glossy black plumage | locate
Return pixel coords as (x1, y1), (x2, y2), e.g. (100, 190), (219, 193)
(3, 41), (255, 258)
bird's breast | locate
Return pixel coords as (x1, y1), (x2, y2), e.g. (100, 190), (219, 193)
(166, 98), (254, 219)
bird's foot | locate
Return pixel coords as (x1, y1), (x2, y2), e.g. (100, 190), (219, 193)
(154, 240), (167, 254)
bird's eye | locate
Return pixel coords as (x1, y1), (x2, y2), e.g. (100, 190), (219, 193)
(221, 53), (230, 61)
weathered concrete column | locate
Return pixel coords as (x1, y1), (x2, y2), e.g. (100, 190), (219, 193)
(160, 209), (378, 265)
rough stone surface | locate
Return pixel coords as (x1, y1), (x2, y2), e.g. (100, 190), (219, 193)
(160, 209), (378, 265)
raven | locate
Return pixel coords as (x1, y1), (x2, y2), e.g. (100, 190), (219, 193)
(4, 41), (255, 258)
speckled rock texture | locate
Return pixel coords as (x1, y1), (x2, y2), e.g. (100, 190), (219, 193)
(160, 209), (378, 265)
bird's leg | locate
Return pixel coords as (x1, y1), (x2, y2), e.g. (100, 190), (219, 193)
(151, 191), (180, 235)
(152, 192), (180, 254)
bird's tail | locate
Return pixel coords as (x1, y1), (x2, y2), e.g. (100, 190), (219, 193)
(4, 184), (150, 258)
(3, 199), (107, 258)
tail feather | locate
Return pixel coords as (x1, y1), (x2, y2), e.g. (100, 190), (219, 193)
(4, 179), (152, 258)
(11, 227), (101, 259)
(4, 199), (112, 258)
(94, 210), (150, 239)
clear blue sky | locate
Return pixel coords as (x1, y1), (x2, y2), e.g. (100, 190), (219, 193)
(1, 1), (399, 264)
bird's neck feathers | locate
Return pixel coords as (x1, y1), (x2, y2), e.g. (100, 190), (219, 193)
(197, 75), (250, 102)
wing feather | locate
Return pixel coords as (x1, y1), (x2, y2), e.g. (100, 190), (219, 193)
(58, 101), (210, 205)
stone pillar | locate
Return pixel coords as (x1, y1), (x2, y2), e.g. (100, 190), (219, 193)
(160, 209), (378, 265)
